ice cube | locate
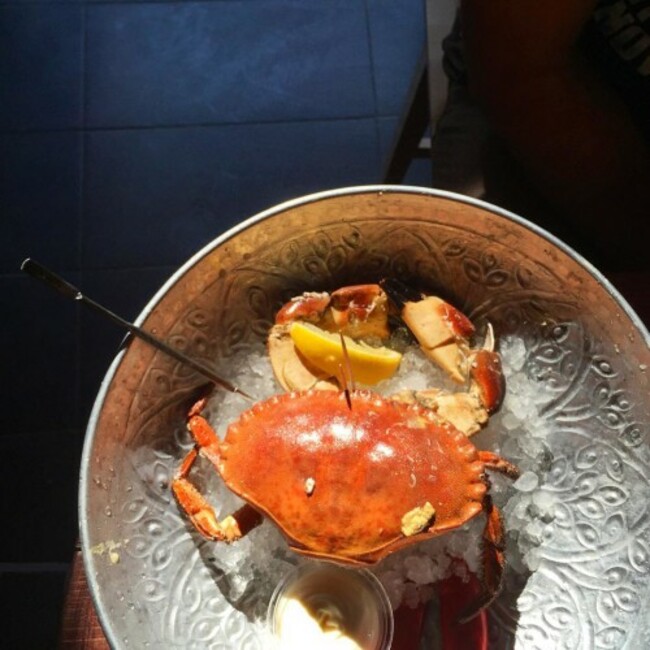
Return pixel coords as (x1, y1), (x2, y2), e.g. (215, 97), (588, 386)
(523, 546), (542, 571)
(513, 471), (539, 492)
(531, 489), (557, 522)
(502, 412), (522, 431)
(502, 337), (527, 372)
(404, 554), (437, 585)
(378, 569), (406, 609)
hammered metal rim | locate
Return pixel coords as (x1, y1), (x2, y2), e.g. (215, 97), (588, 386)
(78, 184), (649, 647)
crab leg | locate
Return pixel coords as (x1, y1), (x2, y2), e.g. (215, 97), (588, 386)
(470, 336), (505, 414)
(171, 399), (263, 542)
(457, 452), (520, 621)
(478, 450), (520, 479)
(437, 570), (489, 649)
(458, 495), (506, 623)
(172, 471), (262, 542)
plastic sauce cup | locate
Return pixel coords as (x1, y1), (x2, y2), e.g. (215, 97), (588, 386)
(267, 563), (394, 650)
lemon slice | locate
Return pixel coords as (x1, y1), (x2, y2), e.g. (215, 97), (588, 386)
(289, 321), (402, 386)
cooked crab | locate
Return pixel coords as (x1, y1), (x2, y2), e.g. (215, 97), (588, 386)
(267, 279), (504, 436)
(172, 389), (519, 618)
(172, 280), (518, 618)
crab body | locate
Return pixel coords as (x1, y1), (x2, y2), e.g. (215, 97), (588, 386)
(207, 390), (487, 562)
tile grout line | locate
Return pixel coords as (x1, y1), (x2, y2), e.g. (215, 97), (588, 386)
(0, 114), (380, 137)
(0, 562), (71, 574)
(74, 2), (88, 429)
(0, 0), (275, 6)
(361, 0), (383, 181)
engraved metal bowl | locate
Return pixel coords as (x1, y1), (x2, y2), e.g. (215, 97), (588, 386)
(80, 186), (650, 649)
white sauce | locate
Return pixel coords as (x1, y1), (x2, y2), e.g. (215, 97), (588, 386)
(271, 566), (390, 650)
(275, 598), (363, 650)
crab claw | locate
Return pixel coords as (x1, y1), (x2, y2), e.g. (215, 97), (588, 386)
(469, 325), (505, 414)
(405, 297), (474, 383)
(392, 326), (504, 436)
(274, 291), (331, 325)
(327, 284), (390, 340)
(380, 278), (474, 383)
(382, 280), (504, 436)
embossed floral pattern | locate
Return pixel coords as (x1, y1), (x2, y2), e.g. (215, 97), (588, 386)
(82, 190), (649, 648)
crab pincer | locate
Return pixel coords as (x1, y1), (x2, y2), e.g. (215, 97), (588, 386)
(380, 278), (505, 436)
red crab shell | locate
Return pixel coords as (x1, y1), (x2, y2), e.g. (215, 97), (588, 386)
(216, 389), (487, 563)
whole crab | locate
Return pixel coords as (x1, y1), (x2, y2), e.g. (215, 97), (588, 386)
(172, 281), (519, 617)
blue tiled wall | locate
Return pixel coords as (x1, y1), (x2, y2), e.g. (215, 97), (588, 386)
(1, 0), (427, 644)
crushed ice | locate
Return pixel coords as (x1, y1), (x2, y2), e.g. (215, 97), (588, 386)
(189, 333), (557, 617)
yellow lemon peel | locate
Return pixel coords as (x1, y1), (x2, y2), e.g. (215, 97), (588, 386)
(289, 321), (402, 386)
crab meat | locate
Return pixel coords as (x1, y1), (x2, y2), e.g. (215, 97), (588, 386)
(390, 330), (504, 437)
(401, 502), (436, 537)
(268, 330), (339, 393)
(378, 279), (504, 436)
(268, 284), (390, 392)
(172, 389), (520, 620)
(270, 280), (504, 436)
(400, 295), (474, 383)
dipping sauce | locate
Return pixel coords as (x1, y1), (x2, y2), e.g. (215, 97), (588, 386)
(268, 564), (393, 650)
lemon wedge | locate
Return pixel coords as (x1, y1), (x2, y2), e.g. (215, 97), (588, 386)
(289, 321), (402, 386)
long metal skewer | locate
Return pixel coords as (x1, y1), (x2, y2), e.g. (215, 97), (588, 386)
(21, 258), (254, 401)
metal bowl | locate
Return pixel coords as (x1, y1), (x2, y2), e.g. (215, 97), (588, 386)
(80, 186), (650, 649)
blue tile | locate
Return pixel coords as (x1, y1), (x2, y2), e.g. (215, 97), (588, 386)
(83, 119), (380, 269)
(0, 431), (82, 561)
(367, 0), (426, 116)
(0, 5), (83, 130)
(85, 1), (374, 128)
(78, 266), (177, 423)
(0, 132), (81, 273)
(377, 115), (398, 166)
(0, 275), (79, 435)
(377, 115), (432, 186)
(87, 0), (374, 126)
